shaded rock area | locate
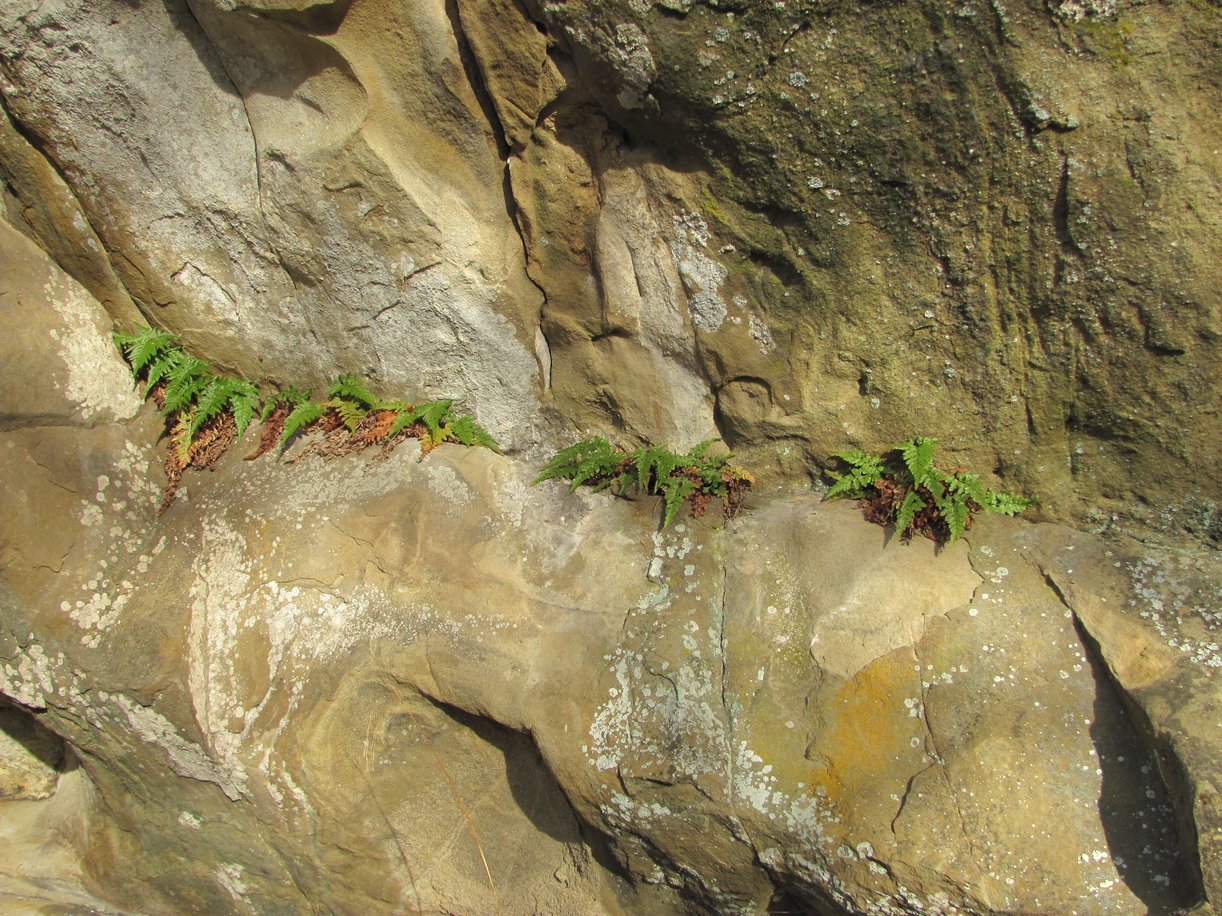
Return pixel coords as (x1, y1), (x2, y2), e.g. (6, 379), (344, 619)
(0, 241), (1218, 913)
(0, 0), (1217, 535)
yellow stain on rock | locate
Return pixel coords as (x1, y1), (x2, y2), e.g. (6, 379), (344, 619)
(805, 647), (920, 829)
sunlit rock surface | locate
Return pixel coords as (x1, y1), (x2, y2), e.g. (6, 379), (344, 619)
(0, 0), (1219, 912)
(0, 249), (1217, 912)
(1, 0), (1218, 531)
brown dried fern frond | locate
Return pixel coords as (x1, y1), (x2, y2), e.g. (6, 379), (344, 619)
(246, 404), (287, 461)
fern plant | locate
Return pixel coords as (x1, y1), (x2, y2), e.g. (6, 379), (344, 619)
(113, 324), (501, 511)
(276, 375), (501, 456)
(535, 437), (753, 528)
(825, 437), (1031, 544)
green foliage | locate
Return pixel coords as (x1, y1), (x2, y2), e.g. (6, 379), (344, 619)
(535, 437), (752, 528)
(261, 386), (313, 421)
(113, 326), (178, 378)
(825, 449), (888, 499)
(445, 413), (500, 452)
(825, 437), (1032, 544)
(279, 400), (328, 446)
(161, 354), (211, 415)
(109, 324), (512, 508)
(328, 374), (384, 410)
(189, 376), (259, 441)
(535, 437), (623, 492)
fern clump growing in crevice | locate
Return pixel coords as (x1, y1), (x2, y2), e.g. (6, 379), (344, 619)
(534, 437), (753, 528)
(825, 437), (1032, 545)
(113, 325), (499, 511)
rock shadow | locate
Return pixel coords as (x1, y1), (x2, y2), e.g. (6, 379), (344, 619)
(1077, 619), (1202, 912)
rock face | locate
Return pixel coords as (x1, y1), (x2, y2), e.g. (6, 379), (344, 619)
(0, 243), (1219, 913)
(1, 0), (1220, 912)
(1, 0), (1218, 535)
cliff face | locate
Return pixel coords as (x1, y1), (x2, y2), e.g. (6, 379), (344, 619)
(1, 0), (1218, 534)
(0, 1), (1220, 914)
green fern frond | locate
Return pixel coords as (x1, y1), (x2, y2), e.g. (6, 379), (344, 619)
(189, 377), (235, 440)
(386, 406), (421, 439)
(230, 390), (258, 441)
(328, 374), (383, 409)
(328, 397), (369, 433)
(143, 347), (185, 395)
(826, 449), (889, 499)
(536, 437), (750, 528)
(447, 414), (500, 452)
(939, 491), (972, 543)
(631, 445), (686, 493)
(534, 437), (621, 489)
(946, 471), (989, 507)
(415, 400), (455, 448)
(899, 437), (940, 489)
(981, 489), (1034, 516)
(260, 386), (313, 421)
(660, 475), (698, 528)
(894, 489), (927, 539)
(114, 325), (178, 376)
(162, 355), (211, 415)
(279, 400), (327, 446)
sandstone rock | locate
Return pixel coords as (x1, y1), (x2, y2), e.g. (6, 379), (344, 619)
(0, 281), (1216, 913)
(1, 0), (1216, 535)
(1, 1), (1220, 912)
(0, 221), (141, 430)
(0, 0), (544, 449)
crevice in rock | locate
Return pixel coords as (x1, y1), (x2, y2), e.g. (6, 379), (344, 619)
(180, 2), (265, 234)
(0, 91), (137, 320)
(411, 691), (636, 896)
(1043, 574), (1207, 910)
(445, 0), (554, 387)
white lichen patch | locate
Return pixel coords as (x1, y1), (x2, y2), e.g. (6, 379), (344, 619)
(0, 641), (63, 709)
(99, 691), (247, 801)
(670, 213), (728, 332)
(215, 862), (249, 901)
(45, 278), (142, 423)
(1123, 549), (1222, 669)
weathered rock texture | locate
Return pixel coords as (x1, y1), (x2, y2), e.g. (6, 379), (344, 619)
(0, 0), (1218, 537)
(1, 0), (1220, 912)
(0, 232), (1219, 913)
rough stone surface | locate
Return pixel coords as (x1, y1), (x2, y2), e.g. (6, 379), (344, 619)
(0, 221), (141, 430)
(0, 0), (1217, 535)
(0, 266), (1217, 913)
(1, 1), (1220, 912)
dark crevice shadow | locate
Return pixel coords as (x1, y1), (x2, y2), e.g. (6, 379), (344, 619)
(0, 696), (67, 776)
(420, 694), (630, 886)
(1072, 617), (1204, 913)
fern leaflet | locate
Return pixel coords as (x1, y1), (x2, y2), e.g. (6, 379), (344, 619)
(448, 414), (500, 452)
(279, 400), (327, 446)
(826, 449), (889, 499)
(661, 475), (698, 528)
(894, 489), (927, 540)
(328, 397), (369, 433)
(328, 375), (383, 409)
(114, 326), (178, 376)
(261, 386), (313, 421)
(386, 406), (421, 439)
(162, 355), (211, 415)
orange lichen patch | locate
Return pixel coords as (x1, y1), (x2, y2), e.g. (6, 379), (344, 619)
(806, 648), (923, 824)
